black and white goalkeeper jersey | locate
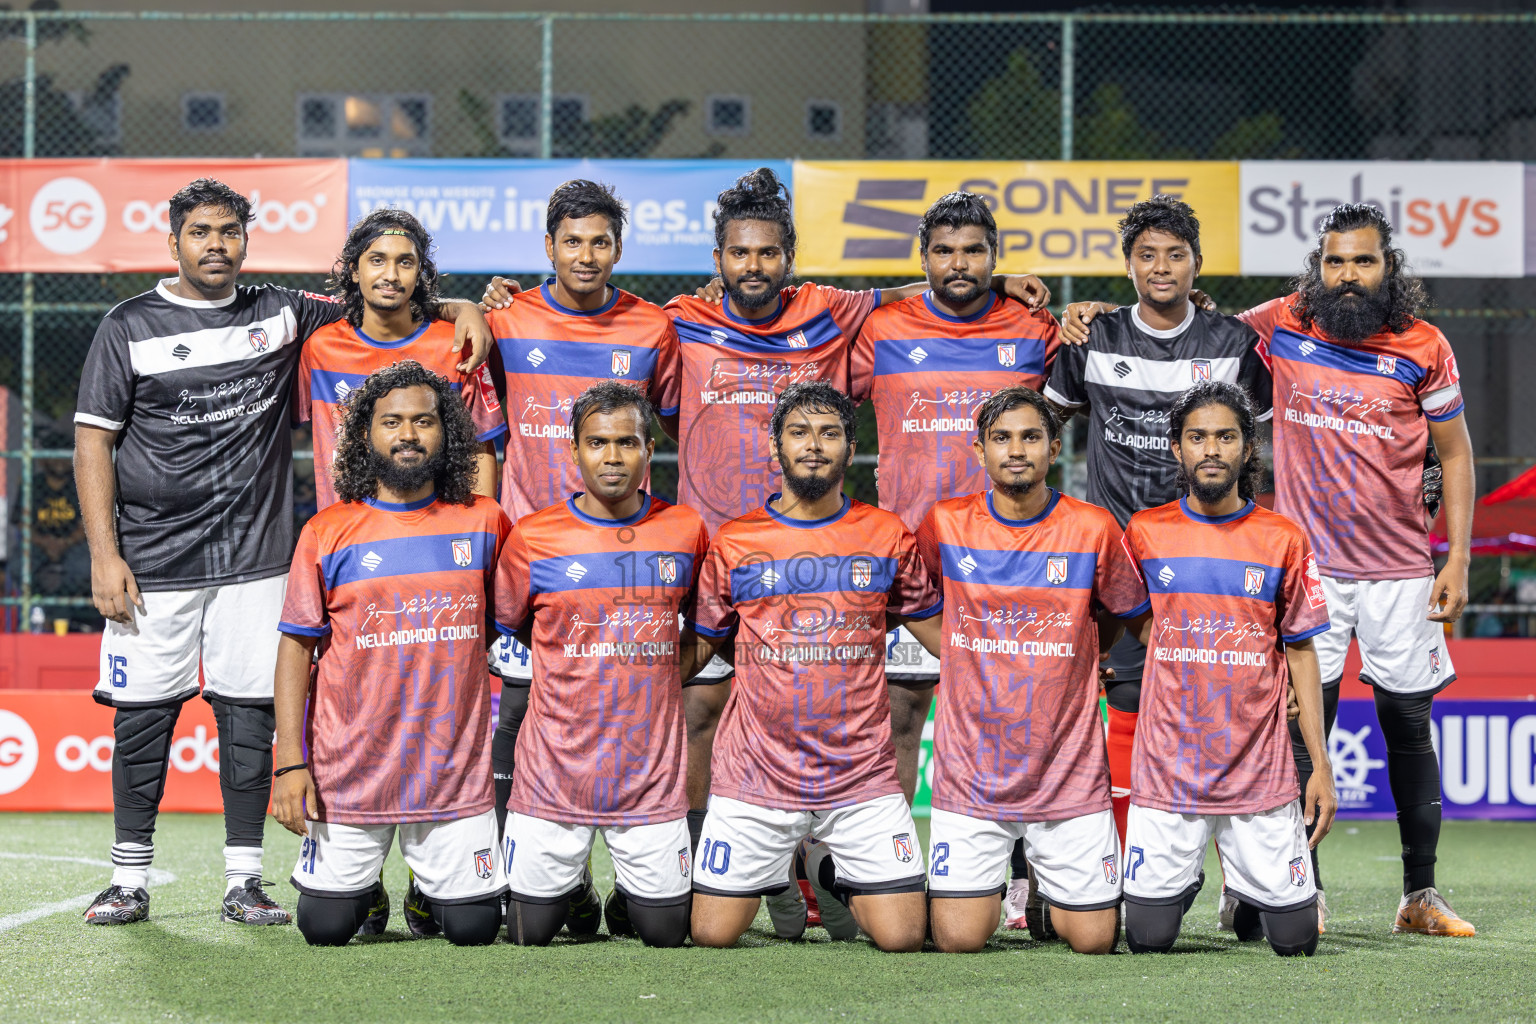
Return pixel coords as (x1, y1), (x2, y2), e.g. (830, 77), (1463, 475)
(74, 280), (344, 591)
(1043, 301), (1272, 528)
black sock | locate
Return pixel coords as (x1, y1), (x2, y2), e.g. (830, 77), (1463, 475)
(1374, 689), (1441, 894)
(687, 809), (707, 855)
(491, 682), (528, 835)
(1009, 838), (1028, 881)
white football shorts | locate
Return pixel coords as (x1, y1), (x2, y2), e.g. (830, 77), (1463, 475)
(290, 808), (505, 905)
(1313, 575), (1455, 695)
(692, 793), (925, 898)
(489, 633), (533, 683)
(885, 625), (940, 681)
(927, 807), (1121, 911)
(1122, 800), (1316, 913)
(96, 573), (287, 707)
(503, 813), (692, 903)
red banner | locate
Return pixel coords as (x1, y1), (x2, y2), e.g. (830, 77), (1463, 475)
(0, 690), (225, 812)
(0, 159), (347, 273)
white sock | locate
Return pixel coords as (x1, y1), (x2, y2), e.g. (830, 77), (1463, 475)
(110, 842), (153, 891)
(224, 845), (263, 888)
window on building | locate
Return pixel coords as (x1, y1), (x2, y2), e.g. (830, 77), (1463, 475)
(296, 93), (432, 157)
(806, 100), (841, 142)
(496, 93), (589, 153)
(182, 93), (225, 134)
(706, 95), (751, 137)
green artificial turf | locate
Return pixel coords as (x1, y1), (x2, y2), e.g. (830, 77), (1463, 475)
(0, 814), (1531, 1024)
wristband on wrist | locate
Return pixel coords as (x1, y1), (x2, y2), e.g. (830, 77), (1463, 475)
(273, 762), (309, 778)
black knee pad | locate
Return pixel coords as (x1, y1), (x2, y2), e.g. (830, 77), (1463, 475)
(1124, 901), (1182, 953)
(297, 892), (372, 947)
(111, 704), (182, 845)
(1231, 898), (1264, 942)
(439, 897), (502, 947)
(1104, 678), (1141, 714)
(506, 895), (570, 946)
(621, 888), (691, 948)
(492, 683), (529, 832)
(1261, 904), (1319, 957)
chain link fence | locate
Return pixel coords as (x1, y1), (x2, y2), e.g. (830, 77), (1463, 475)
(3, 8), (1535, 630)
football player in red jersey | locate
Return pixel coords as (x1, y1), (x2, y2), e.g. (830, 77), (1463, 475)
(1120, 381), (1334, 957)
(272, 360), (511, 947)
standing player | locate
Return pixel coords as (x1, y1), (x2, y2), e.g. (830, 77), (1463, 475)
(850, 192), (1061, 879)
(1236, 204), (1475, 937)
(74, 179), (490, 926)
(298, 208), (504, 510)
(686, 382), (943, 952)
(918, 387), (1147, 954)
(1040, 197), (1272, 922)
(272, 361), (509, 947)
(495, 382), (708, 948)
(1120, 381), (1335, 957)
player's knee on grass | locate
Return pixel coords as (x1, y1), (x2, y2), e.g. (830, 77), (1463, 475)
(1124, 901), (1182, 953)
(689, 894), (758, 948)
(110, 704), (181, 843)
(624, 890), (691, 948)
(491, 682), (529, 833)
(506, 895), (570, 946)
(850, 891), (927, 953)
(297, 892), (371, 946)
(439, 897), (502, 947)
(929, 896), (999, 953)
(1052, 906), (1119, 955)
(208, 698), (275, 845)
(1261, 905), (1319, 957)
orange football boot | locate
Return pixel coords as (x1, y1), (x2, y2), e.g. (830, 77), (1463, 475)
(1393, 887), (1476, 937)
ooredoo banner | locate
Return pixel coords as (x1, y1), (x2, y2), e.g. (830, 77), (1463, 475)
(0, 690), (223, 812)
(0, 159), (348, 273)
(1239, 160), (1525, 277)
(792, 160), (1242, 276)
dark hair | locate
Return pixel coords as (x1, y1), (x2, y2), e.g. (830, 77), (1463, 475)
(918, 191), (998, 257)
(1290, 202), (1427, 335)
(1167, 380), (1262, 501)
(168, 178), (252, 238)
(569, 380), (655, 444)
(714, 166), (796, 256)
(1119, 194), (1201, 260)
(546, 179), (627, 242)
(770, 381), (856, 447)
(329, 208), (441, 328)
(332, 360), (480, 506)
(974, 385), (1058, 443)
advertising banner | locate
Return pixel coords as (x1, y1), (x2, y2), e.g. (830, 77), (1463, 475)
(0, 159), (348, 273)
(0, 691), (223, 813)
(792, 160), (1242, 277)
(348, 158), (791, 274)
(1239, 161), (1525, 277)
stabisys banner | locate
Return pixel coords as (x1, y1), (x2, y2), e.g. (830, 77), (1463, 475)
(0, 159), (348, 273)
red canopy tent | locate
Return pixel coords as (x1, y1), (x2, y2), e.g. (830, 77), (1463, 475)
(1432, 463), (1536, 555)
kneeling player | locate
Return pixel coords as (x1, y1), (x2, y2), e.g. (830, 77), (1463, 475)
(916, 387), (1148, 954)
(494, 382), (708, 948)
(1119, 381), (1336, 957)
(272, 362), (511, 946)
(687, 382), (942, 953)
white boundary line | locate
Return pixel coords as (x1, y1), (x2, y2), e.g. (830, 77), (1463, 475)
(0, 853), (175, 933)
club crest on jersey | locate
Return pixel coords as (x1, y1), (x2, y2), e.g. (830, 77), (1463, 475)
(1430, 649), (1441, 674)
(678, 846), (691, 877)
(1289, 856), (1307, 887)
(1047, 556), (1068, 585)
(1102, 855), (1118, 885)
(850, 558), (873, 589)
(657, 554), (678, 584)
(786, 330), (808, 349)
(245, 327), (268, 352)
(452, 538), (473, 567)
(892, 832), (914, 864)
(611, 348), (632, 375)
(1377, 354), (1397, 375)
(997, 342), (1016, 366)
(1191, 358), (1211, 382)
(474, 848), (493, 880)
(1244, 566), (1266, 595)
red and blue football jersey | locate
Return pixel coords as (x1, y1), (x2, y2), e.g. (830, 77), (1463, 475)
(666, 283), (878, 531)
(689, 496), (941, 811)
(1241, 295), (1463, 581)
(1122, 498), (1331, 815)
(295, 318), (506, 510)
(853, 292), (1060, 531)
(494, 494), (708, 825)
(489, 282), (680, 522)
(916, 489), (1148, 821)
(279, 494), (511, 825)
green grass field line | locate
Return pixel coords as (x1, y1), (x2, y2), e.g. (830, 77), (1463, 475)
(1, 815), (1531, 1024)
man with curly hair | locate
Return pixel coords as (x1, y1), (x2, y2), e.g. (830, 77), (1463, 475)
(271, 360), (511, 947)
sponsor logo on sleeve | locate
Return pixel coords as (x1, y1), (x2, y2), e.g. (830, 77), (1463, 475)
(1303, 554), (1327, 610)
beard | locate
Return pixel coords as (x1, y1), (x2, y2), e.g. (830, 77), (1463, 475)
(1306, 278), (1392, 344)
(724, 269), (786, 311)
(368, 441), (444, 495)
(936, 272), (986, 306)
(1187, 459), (1239, 505)
(779, 454), (845, 502)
